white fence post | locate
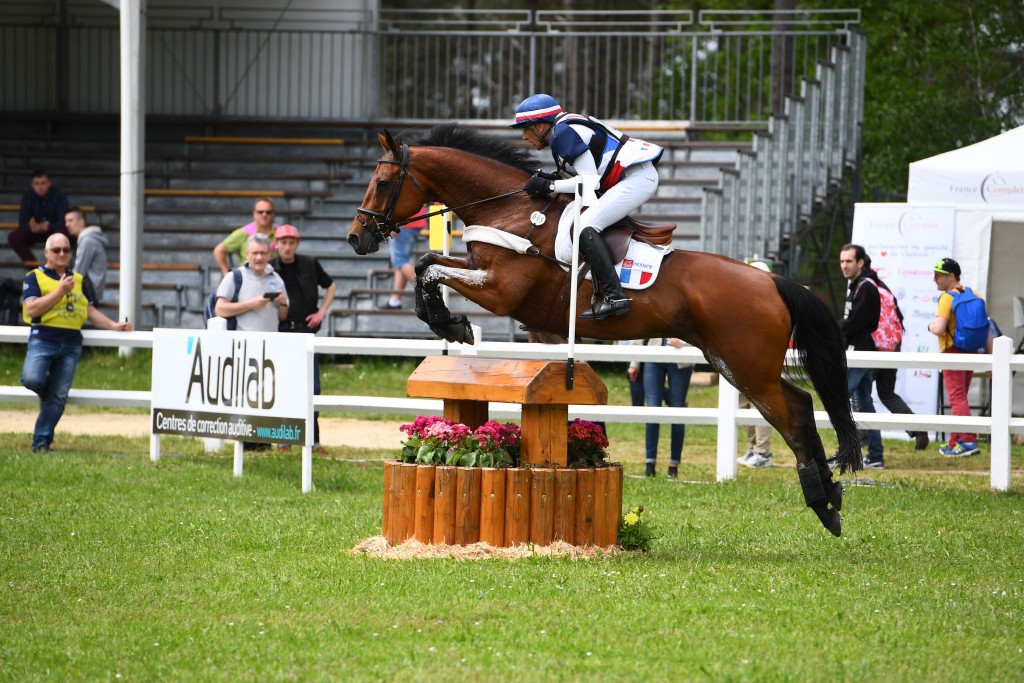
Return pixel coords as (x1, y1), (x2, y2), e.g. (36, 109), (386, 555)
(991, 336), (1012, 491)
(716, 380), (739, 481)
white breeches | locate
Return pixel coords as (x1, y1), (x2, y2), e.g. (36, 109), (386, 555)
(554, 162), (659, 263)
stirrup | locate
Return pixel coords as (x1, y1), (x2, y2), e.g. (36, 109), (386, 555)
(580, 296), (631, 321)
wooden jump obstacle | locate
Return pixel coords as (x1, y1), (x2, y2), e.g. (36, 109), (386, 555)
(381, 356), (624, 548)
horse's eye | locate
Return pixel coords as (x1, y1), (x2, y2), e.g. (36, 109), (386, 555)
(376, 179), (393, 192)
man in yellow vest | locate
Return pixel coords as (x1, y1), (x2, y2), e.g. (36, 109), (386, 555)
(21, 233), (132, 452)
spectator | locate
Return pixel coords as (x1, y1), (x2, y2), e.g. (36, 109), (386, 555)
(213, 197), (279, 276)
(861, 254), (929, 450)
(928, 257), (992, 457)
(379, 206), (426, 309)
(65, 207), (108, 303)
(20, 233), (131, 452)
(738, 259), (774, 468)
(270, 224), (336, 454)
(10, 170), (69, 264)
(631, 337), (693, 478)
(213, 233), (288, 332)
(737, 395), (774, 468)
(838, 244), (884, 469)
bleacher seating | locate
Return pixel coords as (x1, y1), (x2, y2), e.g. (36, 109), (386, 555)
(0, 116), (751, 337)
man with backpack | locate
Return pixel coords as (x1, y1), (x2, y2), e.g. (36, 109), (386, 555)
(861, 255), (929, 451)
(838, 244), (884, 468)
(928, 257), (993, 457)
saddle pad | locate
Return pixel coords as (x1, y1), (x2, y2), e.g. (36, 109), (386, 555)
(556, 203), (669, 290)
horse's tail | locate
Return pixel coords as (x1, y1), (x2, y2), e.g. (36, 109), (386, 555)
(772, 276), (862, 473)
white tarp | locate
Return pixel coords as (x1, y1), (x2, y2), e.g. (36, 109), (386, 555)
(908, 125), (1024, 210)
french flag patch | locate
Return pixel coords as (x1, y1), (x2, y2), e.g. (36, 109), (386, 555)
(617, 258), (653, 287)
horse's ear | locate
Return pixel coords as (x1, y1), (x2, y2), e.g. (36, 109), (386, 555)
(377, 129), (400, 156)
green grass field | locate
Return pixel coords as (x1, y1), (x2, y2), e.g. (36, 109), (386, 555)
(2, 348), (1023, 680)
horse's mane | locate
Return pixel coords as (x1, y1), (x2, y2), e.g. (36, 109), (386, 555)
(400, 124), (539, 175)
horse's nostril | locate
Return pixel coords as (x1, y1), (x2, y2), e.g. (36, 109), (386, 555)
(347, 234), (361, 249)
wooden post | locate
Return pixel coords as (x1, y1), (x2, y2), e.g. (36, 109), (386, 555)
(574, 467), (596, 547)
(399, 463), (418, 544)
(553, 468), (577, 543)
(529, 468), (555, 546)
(504, 468), (531, 546)
(455, 467), (482, 545)
(382, 460), (395, 539)
(433, 465), (457, 544)
(386, 461), (404, 545)
(479, 468), (507, 547)
(443, 399), (489, 430)
(414, 465), (436, 544)
(593, 467), (618, 547)
(609, 464), (623, 544)
(520, 405), (569, 466)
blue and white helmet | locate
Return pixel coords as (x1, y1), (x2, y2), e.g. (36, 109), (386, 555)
(511, 94), (562, 128)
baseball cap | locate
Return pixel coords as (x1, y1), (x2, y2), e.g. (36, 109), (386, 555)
(933, 257), (960, 277)
(275, 224), (300, 240)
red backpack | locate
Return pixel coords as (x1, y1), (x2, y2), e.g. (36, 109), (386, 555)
(856, 278), (903, 351)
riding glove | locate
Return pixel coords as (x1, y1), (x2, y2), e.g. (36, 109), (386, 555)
(523, 175), (555, 197)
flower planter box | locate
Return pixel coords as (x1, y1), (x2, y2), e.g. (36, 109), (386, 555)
(382, 461), (622, 548)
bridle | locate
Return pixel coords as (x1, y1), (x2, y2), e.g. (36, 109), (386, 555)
(354, 142), (524, 244)
(354, 144), (429, 243)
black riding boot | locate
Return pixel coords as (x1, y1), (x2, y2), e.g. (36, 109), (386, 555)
(578, 227), (630, 321)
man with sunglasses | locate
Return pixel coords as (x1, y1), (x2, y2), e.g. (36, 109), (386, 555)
(213, 197), (280, 276)
(20, 233), (132, 453)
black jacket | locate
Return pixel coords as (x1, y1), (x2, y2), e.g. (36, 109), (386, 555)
(839, 272), (880, 351)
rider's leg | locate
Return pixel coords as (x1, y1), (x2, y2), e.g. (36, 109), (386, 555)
(579, 226), (631, 320)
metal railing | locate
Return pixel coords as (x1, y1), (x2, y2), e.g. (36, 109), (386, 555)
(0, 326), (1017, 492)
(699, 31), (865, 264)
(1, 7), (859, 126)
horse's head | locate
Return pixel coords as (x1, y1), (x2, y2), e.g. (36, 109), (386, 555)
(347, 130), (430, 255)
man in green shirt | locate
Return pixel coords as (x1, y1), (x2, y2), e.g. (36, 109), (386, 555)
(212, 197), (279, 275)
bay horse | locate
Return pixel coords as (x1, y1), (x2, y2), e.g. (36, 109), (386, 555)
(347, 124), (861, 537)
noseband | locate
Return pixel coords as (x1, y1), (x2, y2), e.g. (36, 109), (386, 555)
(354, 143), (430, 243)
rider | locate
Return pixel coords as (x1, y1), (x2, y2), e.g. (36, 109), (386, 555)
(510, 93), (664, 321)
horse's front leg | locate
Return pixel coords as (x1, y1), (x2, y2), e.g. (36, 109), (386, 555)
(414, 253), (480, 344)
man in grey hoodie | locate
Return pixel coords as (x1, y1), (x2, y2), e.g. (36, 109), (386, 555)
(65, 207), (108, 302)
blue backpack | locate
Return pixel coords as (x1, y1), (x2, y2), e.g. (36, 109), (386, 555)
(950, 287), (989, 352)
(204, 269), (243, 331)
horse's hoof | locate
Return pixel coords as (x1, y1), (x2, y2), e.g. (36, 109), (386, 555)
(447, 316), (474, 345)
(827, 481), (843, 512)
(814, 505), (842, 537)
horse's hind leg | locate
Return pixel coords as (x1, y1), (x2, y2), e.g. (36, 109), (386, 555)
(774, 380), (843, 535)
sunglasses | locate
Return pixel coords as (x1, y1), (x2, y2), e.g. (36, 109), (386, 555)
(49, 247), (71, 254)
(255, 210), (274, 215)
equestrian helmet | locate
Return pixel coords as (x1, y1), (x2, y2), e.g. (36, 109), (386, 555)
(511, 94), (562, 128)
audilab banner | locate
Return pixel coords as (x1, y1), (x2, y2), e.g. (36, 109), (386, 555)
(151, 329), (313, 447)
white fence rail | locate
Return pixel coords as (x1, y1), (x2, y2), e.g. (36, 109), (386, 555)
(0, 326), (1019, 491)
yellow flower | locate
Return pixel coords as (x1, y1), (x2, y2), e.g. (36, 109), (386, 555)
(623, 512), (640, 526)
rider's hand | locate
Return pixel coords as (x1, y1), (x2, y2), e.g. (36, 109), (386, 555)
(523, 175), (554, 197)
(536, 171), (559, 181)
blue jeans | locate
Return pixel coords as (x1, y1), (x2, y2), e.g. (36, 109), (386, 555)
(21, 336), (83, 450)
(847, 366), (882, 459)
(643, 363), (693, 465)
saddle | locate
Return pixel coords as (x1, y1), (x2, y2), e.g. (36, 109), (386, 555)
(602, 216), (675, 263)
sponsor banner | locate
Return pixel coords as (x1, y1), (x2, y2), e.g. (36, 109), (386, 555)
(151, 329), (313, 446)
(909, 169), (1024, 209)
(153, 409), (307, 444)
(851, 204), (955, 421)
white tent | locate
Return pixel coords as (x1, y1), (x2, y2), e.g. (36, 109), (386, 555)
(907, 125), (1024, 411)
